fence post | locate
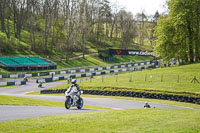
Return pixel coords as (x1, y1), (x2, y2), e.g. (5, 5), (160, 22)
(150, 75), (152, 82)
(129, 73), (132, 82)
(145, 74), (147, 82)
(116, 73), (118, 82)
(177, 75), (179, 83)
(102, 76), (104, 82)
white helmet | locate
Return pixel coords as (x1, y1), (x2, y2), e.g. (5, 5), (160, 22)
(71, 79), (77, 84)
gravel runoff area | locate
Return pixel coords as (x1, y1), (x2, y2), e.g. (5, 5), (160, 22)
(0, 80), (192, 121)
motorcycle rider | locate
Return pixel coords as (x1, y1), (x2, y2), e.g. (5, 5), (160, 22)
(65, 79), (81, 104)
(144, 101), (151, 108)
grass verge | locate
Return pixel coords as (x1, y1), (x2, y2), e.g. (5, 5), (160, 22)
(81, 95), (200, 109)
(0, 95), (63, 107)
(0, 95), (111, 110)
(78, 63), (200, 96)
(0, 109), (199, 133)
(41, 63), (200, 97)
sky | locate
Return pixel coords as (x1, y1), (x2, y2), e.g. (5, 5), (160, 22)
(109, 0), (168, 15)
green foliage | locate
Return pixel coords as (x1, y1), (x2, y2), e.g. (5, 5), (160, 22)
(0, 68), (9, 73)
(0, 6), (153, 61)
(154, 0), (200, 63)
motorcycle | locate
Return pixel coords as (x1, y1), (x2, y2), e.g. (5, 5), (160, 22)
(65, 91), (84, 109)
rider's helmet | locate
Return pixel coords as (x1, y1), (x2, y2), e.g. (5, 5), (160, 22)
(71, 79), (77, 84)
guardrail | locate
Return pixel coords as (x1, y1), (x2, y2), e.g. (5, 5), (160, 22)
(0, 80), (26, 87)
(0, 60), (163, 79)
(38, 62), (157, 83)
(0, 59), (179, 87)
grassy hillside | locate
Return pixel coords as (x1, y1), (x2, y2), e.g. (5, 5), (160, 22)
(55, 55), (153, 68)
(0, 55), (153, 73)
(0, 18), (156, 73)
(49, 63), (200, 97)
(0, 19), (153, 62)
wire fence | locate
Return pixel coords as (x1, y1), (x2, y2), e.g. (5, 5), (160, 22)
(90, 73), (200, 84)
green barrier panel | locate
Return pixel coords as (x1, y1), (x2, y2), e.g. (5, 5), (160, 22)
(39, 72), (49, 76)
(7, 82), (15, 86)
(85, 69), (89, 72)
(59, 76), (64, 80)
(70, 75), (76, 79)
(21, 81), (26, 85)
(101, 72), (106, 75)
(66, 70), (70, 74)
(32, 73), (38, 77)
(92, 72), (96, 76)
(76, 69), (80, 73)
(45, 78), (53, 83)
(110, 70), (114, 73)
(18, 74), (25, 78)
(81, 73), (86, 77)
(55, 71), (60, 74)
(2, 74), (10, 78)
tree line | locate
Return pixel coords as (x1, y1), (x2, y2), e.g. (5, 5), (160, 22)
(154, 0), (200, 63)
(0, 0), (159, 61)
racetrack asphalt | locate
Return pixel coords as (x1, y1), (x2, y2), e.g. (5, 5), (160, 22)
(0, 105), (100, 122)
(0, 80), (192, 121)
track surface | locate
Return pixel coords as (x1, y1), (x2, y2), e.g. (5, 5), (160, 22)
(0, 105), (99, 121)
(0, 80), (192, 121)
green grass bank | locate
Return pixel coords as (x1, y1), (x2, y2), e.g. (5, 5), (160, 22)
(47, 63), (200, 97)
(0, 109), (199, 133)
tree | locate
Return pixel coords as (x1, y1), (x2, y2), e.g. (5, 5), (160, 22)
(0, 0), (11, 38)
(154, 0), (200, 63)
(117, 10), (136, 49)
(109, 2), (120, 40)
(136, 11), (147, 45)
(153, 10), (160, 22)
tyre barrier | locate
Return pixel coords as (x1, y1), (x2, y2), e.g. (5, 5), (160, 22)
(40, 89), (200, 104)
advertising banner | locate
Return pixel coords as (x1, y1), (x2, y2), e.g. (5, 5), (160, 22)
(109, 49), (155, 56)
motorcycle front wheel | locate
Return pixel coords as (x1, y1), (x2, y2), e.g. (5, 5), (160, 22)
(65, 97), (71, 109)
(77, 97), (83, 109)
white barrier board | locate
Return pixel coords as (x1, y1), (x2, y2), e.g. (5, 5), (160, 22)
(0, 82), (7, 86)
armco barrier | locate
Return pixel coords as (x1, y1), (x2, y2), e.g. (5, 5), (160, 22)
(42, 65), (155, 83)
(40, 89), (200, 104)
(0, 60), (162, 79)
(0, 80), (26, 87)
